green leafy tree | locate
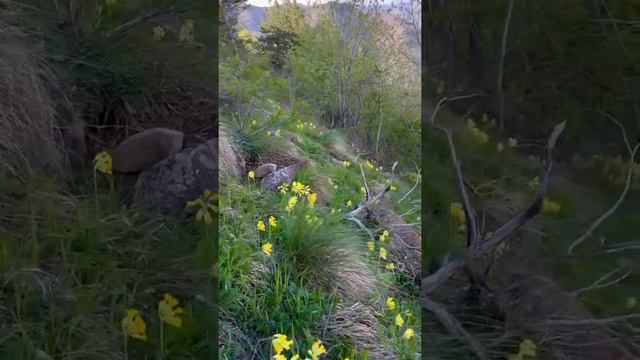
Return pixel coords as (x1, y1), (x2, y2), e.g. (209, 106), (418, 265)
(259, 0), (306, 70)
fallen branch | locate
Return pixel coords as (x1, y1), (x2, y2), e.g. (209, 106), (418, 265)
(423, 297), (489, 360)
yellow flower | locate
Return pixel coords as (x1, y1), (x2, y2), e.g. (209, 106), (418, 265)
(366, 160), (374, 169)
(367, 241), (375, 252)
(528, 176), (539, 192)
(346, 200), (353, 208)
(390, 185), (397, 192)
(508, 137), (518, 147)
(286, 196), (298, 213)
(93, 151), (113, 175)
(308, 339), (327, 360)
(518, 339), (536, 357)
(343, 160), (351, 168)
(379, 247), (387, 260)
(308, 193), (318, 208)
(385, 262), (395, 271)
(291, 355), (300, 360)
(152, 25), (166, 40)
(248, 170), (255, 179)
(360, 187), (367, 196)
(292, 181), (311, 196)
(395, 314), (404, 326)
(403, 328), (415, 340)
(257, 220), (266, 232)
(269, 216), (278, 229)
(497, 143), (504, 152)
(386, 297), (396, 310)
(121, 309), (147, 341)
(542, 198), (561, 214)
(450, 202), (467, 224)
(272, 334), (294, 355)
(273, 355), (286, 360)
(331, 208), (336, 214)
(158, 293), (184, 328)
(278, 183), (290, 194)
(262, 242), (273, 256)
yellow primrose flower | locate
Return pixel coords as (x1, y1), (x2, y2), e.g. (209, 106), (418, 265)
(379, 247), (387, 260)
(267, 131), (272, 136)
(367, 241), (375, 252)
(334, 185), (338, 189)
(381, 230), (390, 240)
(450, 202), (467, 224)
(269, 216), (278, 229)
(366, 160), (374, 169)
(497, 143), (504, 152)
(308, 193), (318, 208)
(248, 170), (255, 179)
(292, 181), (311, 196)
(386, 297), (396, 310)
(360, 187), (367, 196)
(121, 309), (148, 341)
(152, 25), (166, 41)
(346, 200), (353, 208)
(395, 314), (404, 327)
(251, 120), (257, 126)
(272, 334), (294, 355)
(390, 185), (397, 192)
(93, 151), (113, 175)
(262, 243), (273, 256)
(331, 208), (336, 214)
(403, 328), (415, 340)
(626, 297), (637, 309)
(158, 293), (184, 328)
(343, 160), (351, 168)
(385, 262), (395, 271)
(286, 196), (298, 213)
(308, 339), (327, 360)
(291, 355), (300, 360)
(257, 220), (266, 232)
(542, 198), (561, 214)
(273, 355), (286, 360)
(528, 176), (539, 192)
(508, 137), (518, 147)
(278, 183), (290, 194)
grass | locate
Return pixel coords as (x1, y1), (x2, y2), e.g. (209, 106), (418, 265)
(219, 115), (422, 359)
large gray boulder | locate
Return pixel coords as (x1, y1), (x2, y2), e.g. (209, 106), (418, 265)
(135, 138), (218, 216)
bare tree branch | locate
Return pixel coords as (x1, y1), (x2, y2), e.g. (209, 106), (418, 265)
(572, 268), (632, 295)
(497, 0), (514, 131)
(568, 112), (639, 255)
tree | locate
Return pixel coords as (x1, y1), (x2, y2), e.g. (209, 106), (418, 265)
(259, 0), (306, 70)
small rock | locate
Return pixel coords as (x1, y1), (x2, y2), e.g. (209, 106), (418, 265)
(253, 163), (277, 178)
(261, 160), (307, 191)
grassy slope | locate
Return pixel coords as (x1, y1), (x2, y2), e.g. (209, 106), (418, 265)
(219, 115), (422, 359)
(423, 110), (640, 359)
(0, 171), (216, 359)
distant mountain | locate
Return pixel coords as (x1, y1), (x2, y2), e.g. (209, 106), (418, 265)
(238, 5), (269, 34)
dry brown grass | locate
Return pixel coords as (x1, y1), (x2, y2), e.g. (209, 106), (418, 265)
(219, 126), (245, 179)
(0, 9), (67, 179)
(325, 302), (397, 359)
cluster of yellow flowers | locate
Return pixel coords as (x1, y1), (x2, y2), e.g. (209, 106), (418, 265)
(267, 129), (282, 136)
(292, 181), (312, 196)
(367, 229), (395, 270)
(259, 216), (279, 257)
(385, 297), (415, 341)
(467, 119), (490, 144)
(296, 121), (318, 131)
(271, 334), (327, 360)
(305, 214), (322, 225)
(450, 202), (467, 232)
(342, 160), (351, 168)
(121, 293), (184, 342)
(248, 170), (256, 180)
(93, 151), (114, 175)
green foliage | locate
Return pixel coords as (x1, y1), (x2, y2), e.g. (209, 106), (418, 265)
(259, 0), (307, 70)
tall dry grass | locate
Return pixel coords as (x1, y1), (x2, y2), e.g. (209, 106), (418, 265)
(0, 7), (67, 180)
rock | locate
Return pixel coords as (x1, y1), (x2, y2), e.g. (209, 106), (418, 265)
(135, 138), (218, 216)
(261, 160), (307, 191)
(108, 127), (184, 173)
(253, 163), (277, 178)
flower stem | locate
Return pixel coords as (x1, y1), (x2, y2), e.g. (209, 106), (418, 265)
(123, 332), (128, 360)
(159, 322), (164, 358)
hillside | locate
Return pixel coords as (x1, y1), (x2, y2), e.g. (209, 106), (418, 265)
(220, 0), (422, 358)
